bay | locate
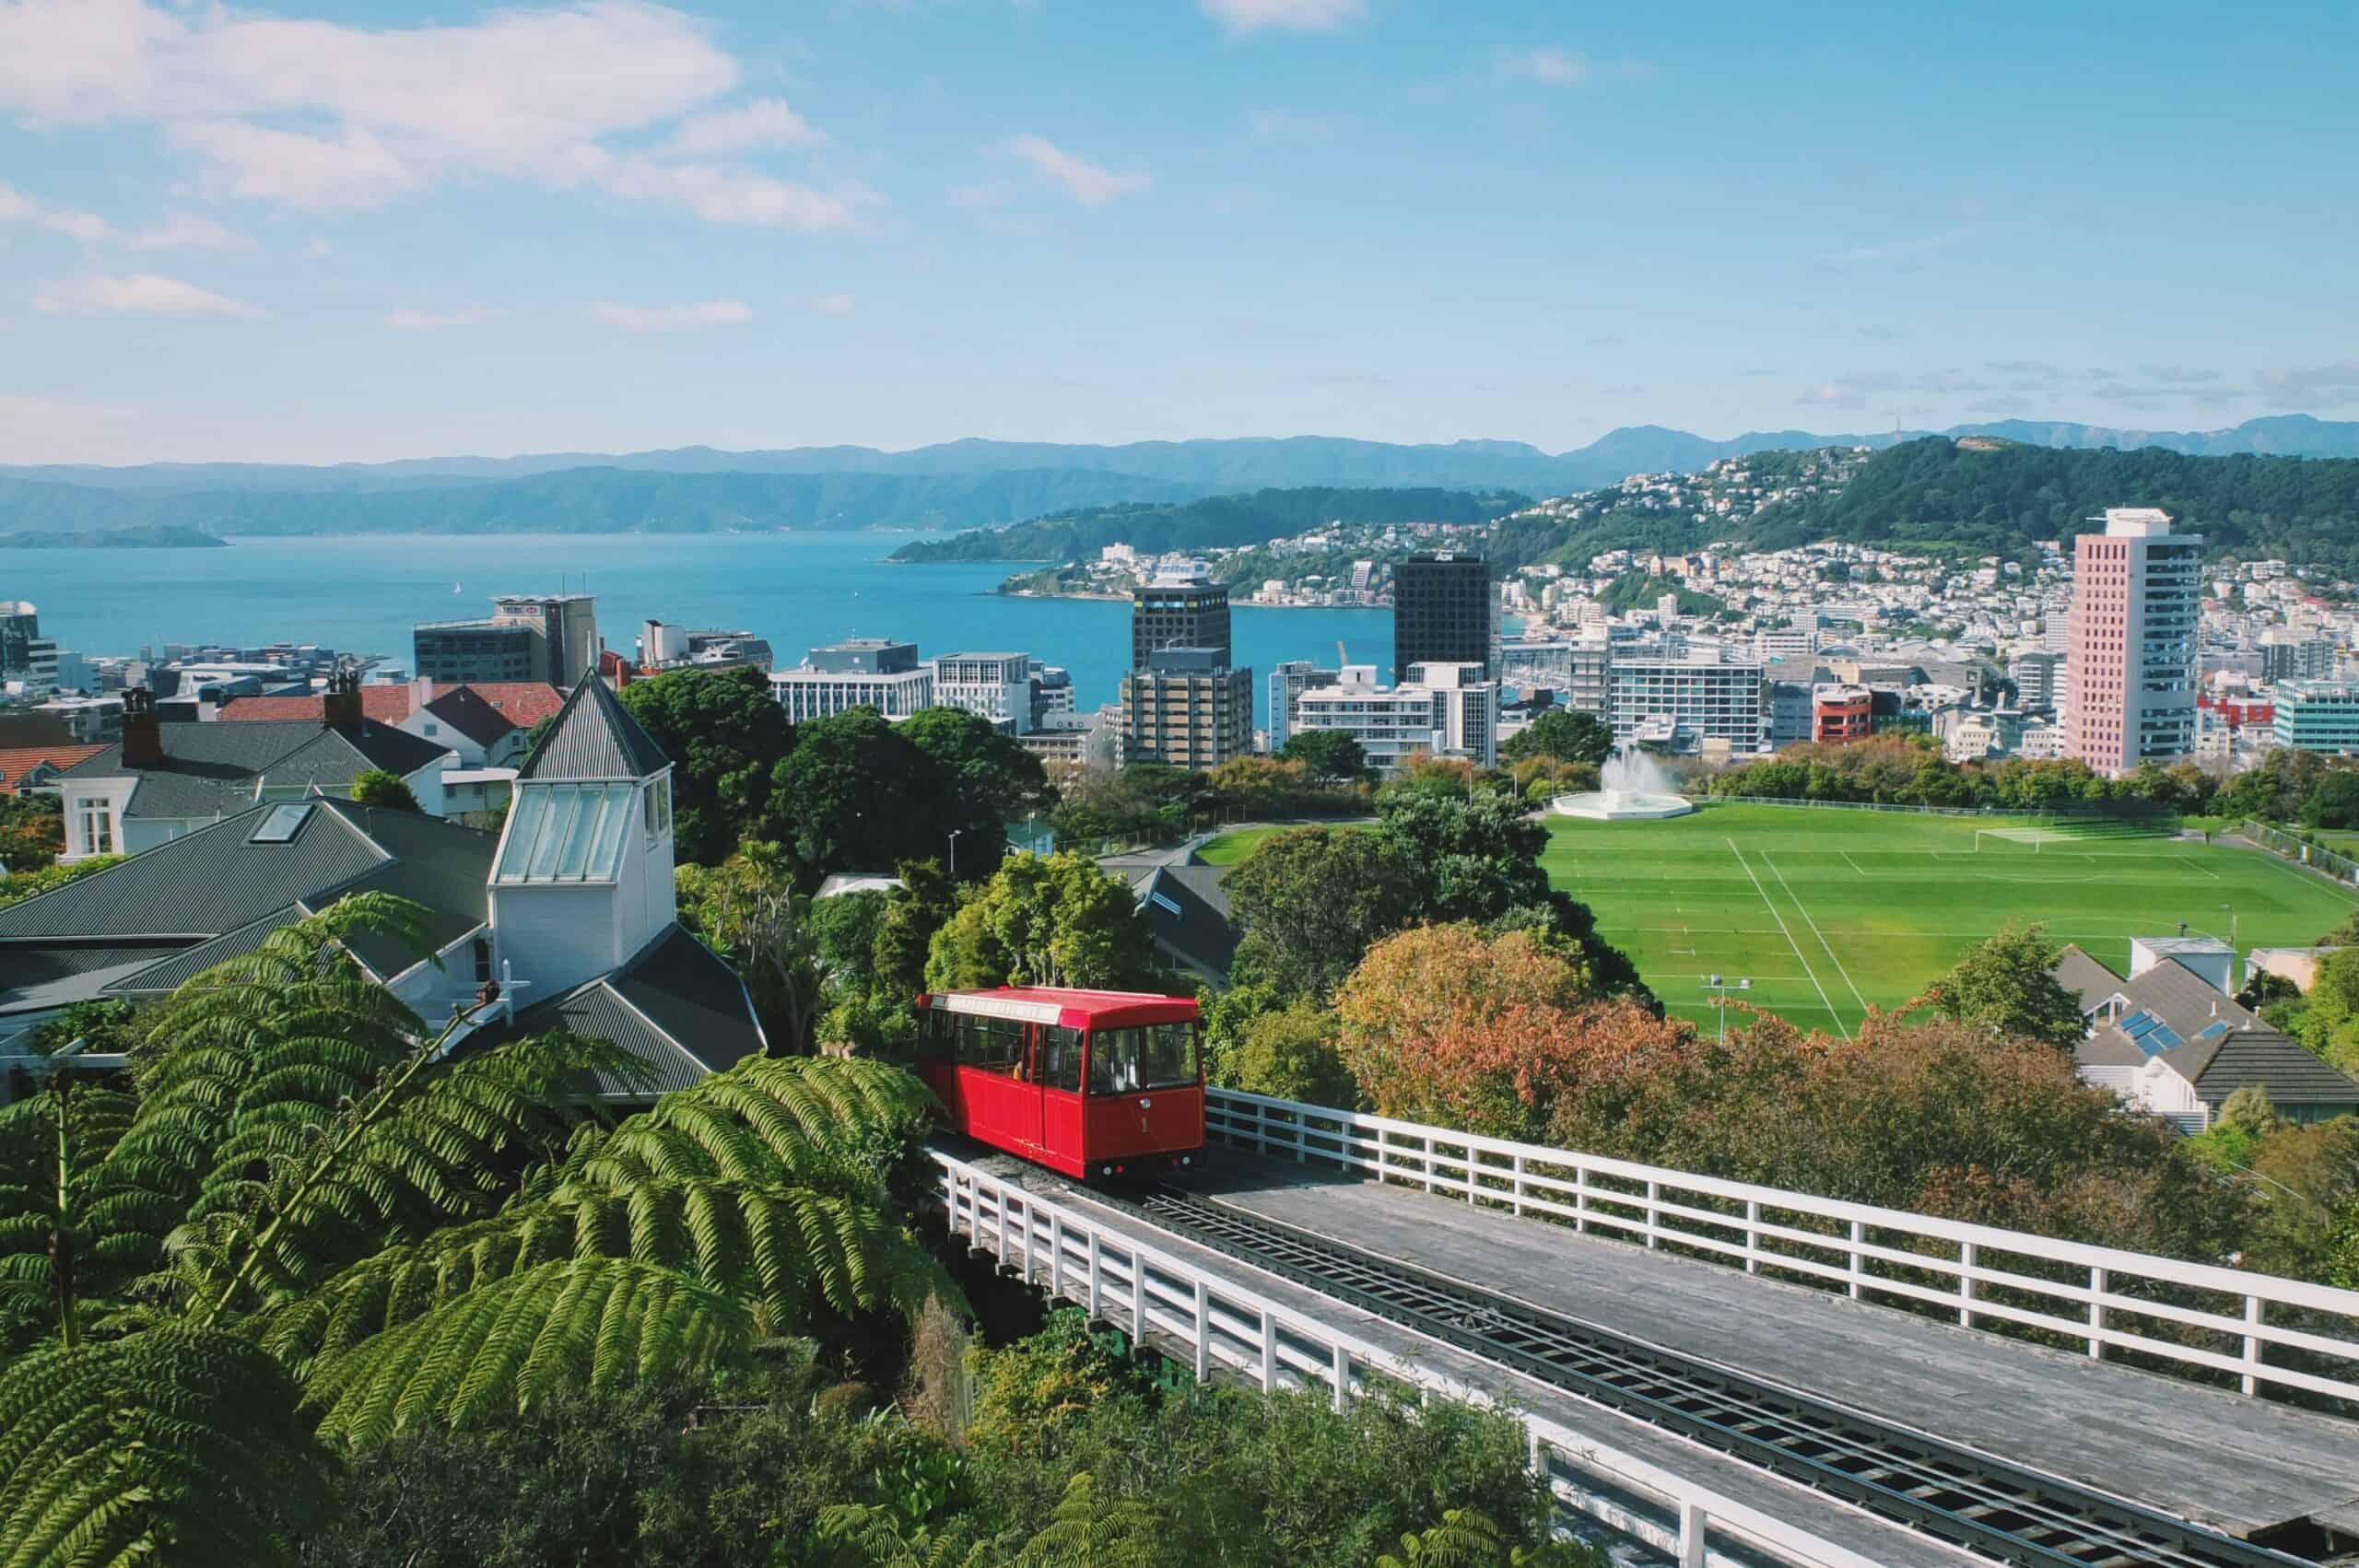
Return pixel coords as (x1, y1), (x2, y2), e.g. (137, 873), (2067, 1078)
(5, 532), (1396, 731)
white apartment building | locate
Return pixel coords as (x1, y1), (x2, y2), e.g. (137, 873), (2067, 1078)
(1607, 653), (1766, 751)
(931, 651), (1033, 732)
(769, 666), (934, 723)
(1292, 663), (1497, 772)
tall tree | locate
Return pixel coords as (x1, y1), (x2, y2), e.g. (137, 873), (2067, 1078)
(1501, 709), (1614, 768)
(1280, 728), (1370, 786)
(925, 851), (1156, 991)
(900, 705), (1052, 879)
(617, 667), (795, 865)
(675, 841), (823, 1052)
(1922, 922), (2088, 1048)
(1225, 826), (1424, 1001)
(770, 709), (949, 884)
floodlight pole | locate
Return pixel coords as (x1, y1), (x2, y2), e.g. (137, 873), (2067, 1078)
(947, 827), (966, 880)
(1704, 975), (1753, 1045)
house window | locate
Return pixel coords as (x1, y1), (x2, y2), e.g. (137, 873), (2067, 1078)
(473, 936), (493, 983)
(643, 775), (671, 841)
(77, 801), (114, 856)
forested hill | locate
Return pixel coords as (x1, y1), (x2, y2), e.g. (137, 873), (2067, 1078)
(886, 486), (1530, 563)
(1751, 439), (2359, 567)
(1485, 438), (2359, 576)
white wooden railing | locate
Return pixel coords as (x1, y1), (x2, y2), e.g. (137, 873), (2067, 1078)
(933, 1152), (1888, 1568)
(1203, 1089), (2359, 1408)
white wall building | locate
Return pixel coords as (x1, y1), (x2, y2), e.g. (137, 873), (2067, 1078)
(1606, 653), (1766, 750)
(931, 651), (1033, 732)
(769, 665), (934, 723)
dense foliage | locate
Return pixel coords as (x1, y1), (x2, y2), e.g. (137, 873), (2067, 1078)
(302, 1311), (1584, 1567)
(0, 895), (949, 1563)
(1925, 923), (2090, 1048)
(619, 666), (796, 865)
(925, 851), (1158, 991)
(0, 791), (63, 872)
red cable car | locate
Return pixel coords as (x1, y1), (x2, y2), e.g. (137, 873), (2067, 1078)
(915, 987), (1204, 1180)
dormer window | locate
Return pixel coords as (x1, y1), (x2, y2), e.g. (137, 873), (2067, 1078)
(494, 781), (637, 883)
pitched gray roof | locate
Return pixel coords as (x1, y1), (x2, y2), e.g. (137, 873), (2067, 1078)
(2078, 956), (2259, 1067)
(1141, 862), (1237, 981)
(59, 719), (452, 820)
(2050, 944), (2125, 1015)
(419, 685), (519, 749)
(490, 924), (764, 1097)
(516, 674), (670, 781)
(0, 800), (499, 1014)
(2185, 1029), (2359, 1108)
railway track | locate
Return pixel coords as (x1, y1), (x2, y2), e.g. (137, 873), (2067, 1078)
(1108, 1183), (2317, 1568)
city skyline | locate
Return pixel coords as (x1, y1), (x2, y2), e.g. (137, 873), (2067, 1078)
(0, 0), (2353, 465)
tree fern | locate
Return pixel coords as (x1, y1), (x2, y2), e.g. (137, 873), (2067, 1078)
(0, 1076), (178, 1351)
(1377, 1509), (1606, 1568)
(300, 1257), (750, 1444)
(0, 1325), (334, 1567)
(1009, 1472), (1172, 1568)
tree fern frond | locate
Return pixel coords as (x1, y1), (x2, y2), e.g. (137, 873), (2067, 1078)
(1012, 1471), (1170, 1568)
(305, 1257), (751, 1444)
(0, 1326), (334, 1568)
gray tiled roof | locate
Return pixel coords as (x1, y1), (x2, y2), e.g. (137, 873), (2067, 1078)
(1141, 862), (1237, 980)
(489, 924), (764, 1097)
(516, 674), (670, 781)
(2079, 957), (2260, 1066)
(2187, 1029), (2359, 1107)
(0, 801), (499, 1015)
(2050, 944), (2125, 1015)
(59, 720), (452, 820)
(419, 685), (519, 749)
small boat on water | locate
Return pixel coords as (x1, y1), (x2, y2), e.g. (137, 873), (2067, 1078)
(452, 582), (463, 593)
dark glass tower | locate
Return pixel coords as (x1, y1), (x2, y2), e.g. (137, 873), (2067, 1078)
(1393, 552), (1492, 685)
(1131, 573), (1231, 667)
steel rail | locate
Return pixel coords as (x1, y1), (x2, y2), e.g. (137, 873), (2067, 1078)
(1121, 1185), (2313, 1568)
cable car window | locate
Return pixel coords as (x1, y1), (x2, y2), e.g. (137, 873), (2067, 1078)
(1087, 1023), (1200, 1095)
(1039, 1025), (1084, 1093)
(956, 1014), (1027, 1076)
(918, 1008), (956, 1062)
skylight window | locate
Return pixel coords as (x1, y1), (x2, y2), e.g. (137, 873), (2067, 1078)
(250, 802), (313, 844)
(493, 781), (636, 883)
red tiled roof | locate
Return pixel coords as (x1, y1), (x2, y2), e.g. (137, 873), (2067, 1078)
(0, 743), (109, 792)
(219, 687), (415, 723)
(220, 681), (565, 730)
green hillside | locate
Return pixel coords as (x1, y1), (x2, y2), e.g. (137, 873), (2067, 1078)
(886, 486), (1530, 565)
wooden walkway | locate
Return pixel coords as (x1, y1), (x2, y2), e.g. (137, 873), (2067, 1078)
(993, 1158), (1993, 1568)
(1177, 1152), (2359, 1543)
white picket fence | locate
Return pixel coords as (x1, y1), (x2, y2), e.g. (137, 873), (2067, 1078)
(1203, 1088), (2359, 1407)
(933, 1151), (1890, 1568)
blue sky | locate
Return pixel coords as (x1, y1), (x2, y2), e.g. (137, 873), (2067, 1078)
(0, 0), (2353, 464)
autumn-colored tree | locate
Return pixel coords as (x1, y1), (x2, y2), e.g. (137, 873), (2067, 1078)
(1333, 924), (1618, 1141)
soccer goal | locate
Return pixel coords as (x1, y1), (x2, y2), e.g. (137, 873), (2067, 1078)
(1974, 826), (2058, 853)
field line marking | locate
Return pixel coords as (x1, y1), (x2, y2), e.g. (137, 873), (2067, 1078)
(2239, 845), (2359, 906)
(1766, 851), (1872, 1021)
(1726, 837), (1849, 1039)
(1839, 849), (1869, 877)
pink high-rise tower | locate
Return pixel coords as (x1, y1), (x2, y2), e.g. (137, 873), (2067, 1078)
(2065, 508), (2202, 775)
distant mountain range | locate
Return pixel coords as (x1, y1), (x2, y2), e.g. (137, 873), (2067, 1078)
(3, 415), (2355, 541)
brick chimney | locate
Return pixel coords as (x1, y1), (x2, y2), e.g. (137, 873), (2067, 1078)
(322, 668), (363, 731)
(122, 687), (163, 767)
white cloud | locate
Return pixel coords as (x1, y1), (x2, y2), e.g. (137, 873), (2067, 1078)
(131, 210), (252, 250)
(1003, 134), (1149, 205)
(0, 181), (111, 241)
(813, 292), (855, 316)
(1498, 49), (1657, 87)
(664, 97), (826, 156)
(386, 306), (501, 330)
(32, 271), (265, 318)
(1200, 0), (1365, 34)
(301, 237), (333, 260)
(0, 1), (863, 229)
(589, 298), (752, 332)
(2257, 361), (2359, 409)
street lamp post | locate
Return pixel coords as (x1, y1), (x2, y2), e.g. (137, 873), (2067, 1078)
(2220, 901), (2237, 954)
(1703, 974), (1753, 1045)
(946, 827), (966, 880)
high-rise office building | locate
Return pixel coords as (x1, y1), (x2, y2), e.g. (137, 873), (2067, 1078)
(1132, 569), (1231, 666)
(2065, 509), (2202, 775)
(932, 651), (1034, 731)
(1266, 660), (1341, 750)
(2272, 680), (2359, 755)
(1393, 552), (1493, 685)
(0, 602), (57, 698)
(415, 592), (598, 686)
(769, 638), (934, 723)
(1121, 648), (1252, 769)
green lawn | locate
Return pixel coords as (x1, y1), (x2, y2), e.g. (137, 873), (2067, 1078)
(1193, 825), (1285, 865)
(1196, 804), (2359, 1035)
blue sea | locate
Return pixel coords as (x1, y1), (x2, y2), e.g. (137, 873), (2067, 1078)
(6, 532), (1395, 731)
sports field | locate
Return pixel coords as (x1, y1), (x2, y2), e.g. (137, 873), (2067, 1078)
(1194, 805), (2359, 1035)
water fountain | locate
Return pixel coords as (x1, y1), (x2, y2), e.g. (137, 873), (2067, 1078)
(1550, 745), (1696, 822)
